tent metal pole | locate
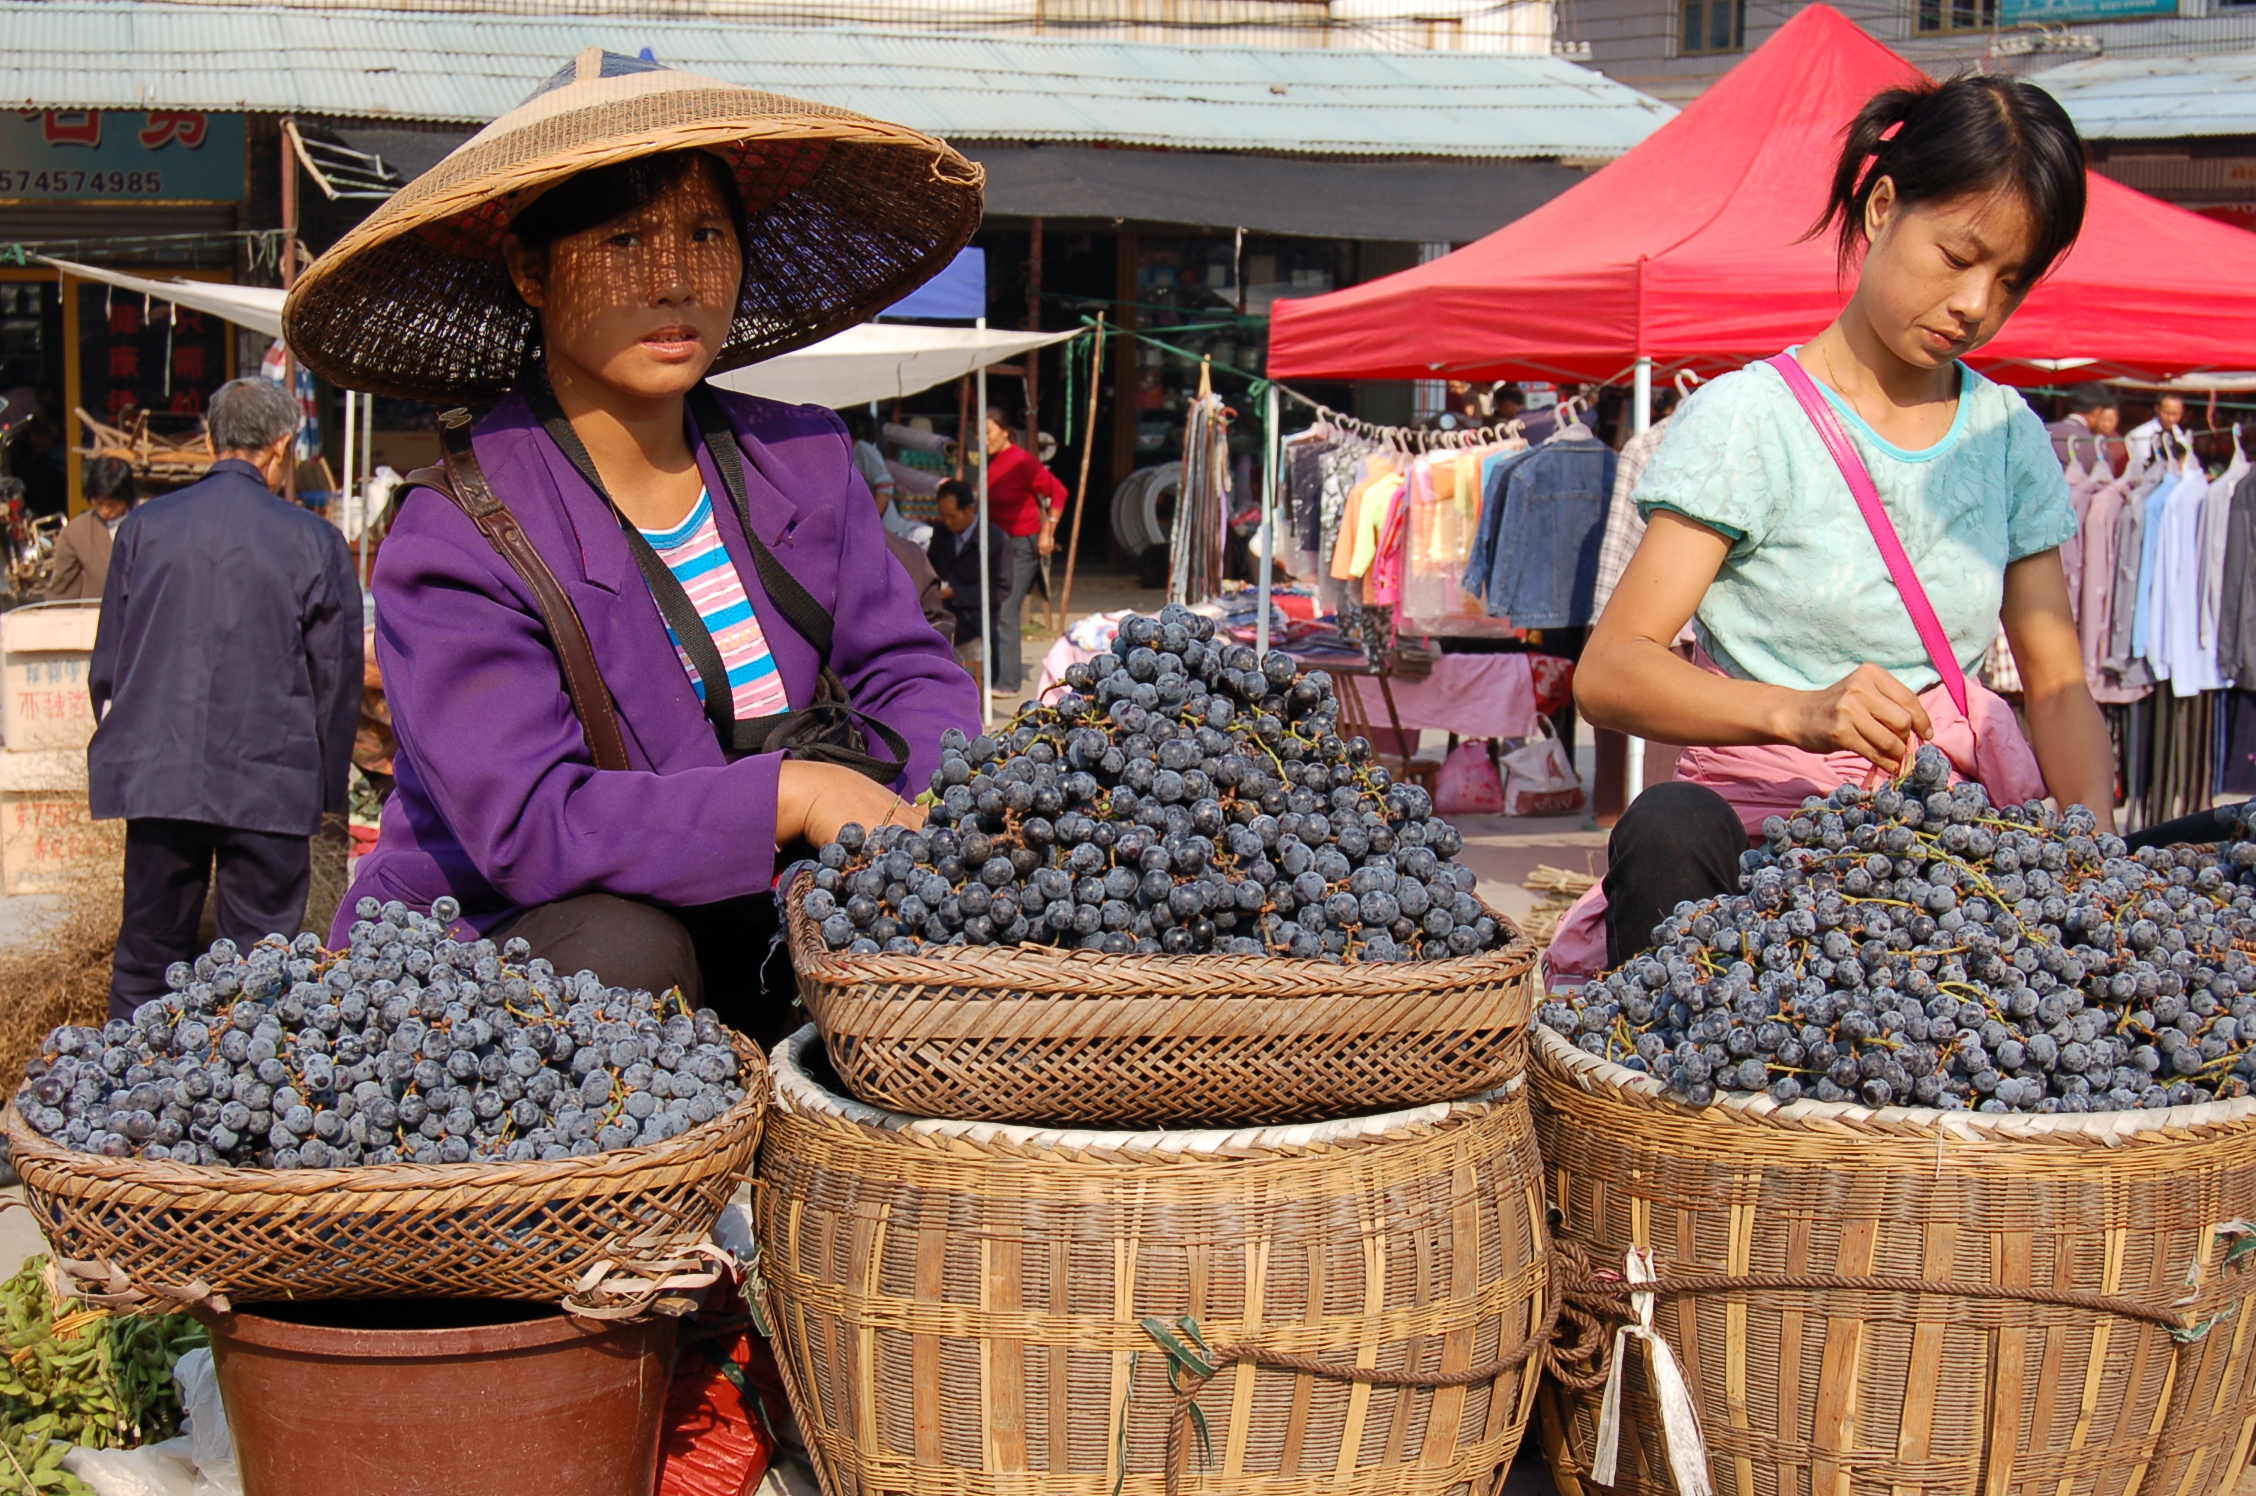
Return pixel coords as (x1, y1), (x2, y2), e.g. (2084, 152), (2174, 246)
(1257, 381), (1278, 659)
(359, 389), (374, 592)
(1627, 355), (1653, 806)
(977, 318), (993, 729)
(341, 387), (356, 561)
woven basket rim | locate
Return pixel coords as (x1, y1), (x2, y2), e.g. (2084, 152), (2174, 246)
(783, 874), (1539, 997)
(770, 1023), (1519, 1155)
(1531, 1023), (2256, 1140)
(7, 1030), (767, 1201)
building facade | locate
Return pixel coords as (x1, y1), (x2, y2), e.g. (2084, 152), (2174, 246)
(72, 0), (1560, 51)
(1565, 0), (2256, 103)
(0, 1), (1674, 533)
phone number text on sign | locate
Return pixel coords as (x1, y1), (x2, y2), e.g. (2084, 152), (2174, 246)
(0, 168), (165, 195)
(0, 110), (244, 203)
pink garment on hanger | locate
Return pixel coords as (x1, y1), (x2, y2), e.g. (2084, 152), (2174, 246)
(2061, 438), (2100, 608)
(1368, 474), (1413, 606)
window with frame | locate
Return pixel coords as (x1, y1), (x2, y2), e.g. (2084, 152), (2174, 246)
(1915, 0), (1996, 33)
(1680, 0), (1745, 54)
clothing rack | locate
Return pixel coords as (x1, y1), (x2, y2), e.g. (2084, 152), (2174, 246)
(1302, 404), (1527, 452)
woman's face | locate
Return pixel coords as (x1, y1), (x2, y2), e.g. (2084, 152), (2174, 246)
(502, 160), (743, 404)
(1854, 177), (2042, 370)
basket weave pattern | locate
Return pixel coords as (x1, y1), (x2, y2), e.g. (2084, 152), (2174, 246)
(1528, 1027), (2256, 1496)
(8, 1035), (766, 1308)
(785, 882), (1537, 1127)
(755, 1027), (1549, 1496)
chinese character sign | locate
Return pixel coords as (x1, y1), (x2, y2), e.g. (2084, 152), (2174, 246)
(1998, 0), (2174, 19)
(78, 285), (230, 424)
(0, 110), (245, 202)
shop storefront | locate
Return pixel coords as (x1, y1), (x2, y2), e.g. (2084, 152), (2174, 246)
(0, 108), (248, 513)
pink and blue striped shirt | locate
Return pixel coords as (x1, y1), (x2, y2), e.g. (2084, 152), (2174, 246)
(636, 491), (790, 720)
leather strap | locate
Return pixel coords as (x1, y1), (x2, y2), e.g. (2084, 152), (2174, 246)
(1764, 352), (1971, 717)
(413, 412), (634, 772)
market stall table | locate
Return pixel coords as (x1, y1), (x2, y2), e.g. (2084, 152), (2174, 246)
(1039, 635), (1539, 748)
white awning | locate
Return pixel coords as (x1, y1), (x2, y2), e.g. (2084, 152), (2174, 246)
(43, 259), (1082, 408)
(712, 323), (1080, 410)
(42, 257), (285, 339)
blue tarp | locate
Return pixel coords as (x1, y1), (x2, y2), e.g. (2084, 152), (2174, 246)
(882, 247), (985, 322)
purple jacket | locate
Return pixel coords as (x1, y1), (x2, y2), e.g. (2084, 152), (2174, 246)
(334, 389), (979, 944)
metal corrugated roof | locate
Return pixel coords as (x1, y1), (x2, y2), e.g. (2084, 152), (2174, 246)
(2032, 52), (2256, 140)
(0, 1), (1674, 158)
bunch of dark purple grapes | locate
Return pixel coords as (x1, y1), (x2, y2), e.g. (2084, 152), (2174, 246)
(804, 603), (1504, 963)
(1540, 745), (2256, 1115)
(15, 898), (744, 1168)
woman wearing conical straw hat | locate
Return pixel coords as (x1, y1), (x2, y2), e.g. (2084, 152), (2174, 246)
(288, 50), (985, 1049)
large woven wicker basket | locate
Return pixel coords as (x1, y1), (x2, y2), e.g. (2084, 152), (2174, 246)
(1528, 1025), (2256, 1496)
(783, 877), (1537, 1127)
(8, 1033), (767, 1315)
(756, 1024), (1549, 1496)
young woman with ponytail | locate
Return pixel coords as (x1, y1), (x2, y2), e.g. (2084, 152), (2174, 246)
(1561, 75), (2117, 974)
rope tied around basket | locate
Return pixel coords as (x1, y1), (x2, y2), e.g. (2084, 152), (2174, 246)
(1544, 1231), (2229, 1496)
(563, 1243), (732, 1322)
(1138, 1231), (2225, 1496)
(1138, 1248), (1606, 1496)
(51, 1255), (230, 1317)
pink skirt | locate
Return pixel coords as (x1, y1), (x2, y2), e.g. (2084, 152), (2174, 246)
(1543, 671), (2045, 985)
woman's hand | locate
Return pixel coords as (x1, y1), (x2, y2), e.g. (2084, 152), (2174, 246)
(1772, 663), (1934, 775)
(776, 760), (926, 848)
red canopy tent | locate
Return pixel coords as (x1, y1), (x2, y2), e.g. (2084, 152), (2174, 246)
(1266, 4), (2256, 388)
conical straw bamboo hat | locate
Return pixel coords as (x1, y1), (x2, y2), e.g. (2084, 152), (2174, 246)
(285, 47), (984, 404)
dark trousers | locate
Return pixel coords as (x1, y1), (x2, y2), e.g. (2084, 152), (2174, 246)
(1601, 783), (1746, 969)
(493, 892), (801, 1050)
(112, 818), (311, 1020)
(992, 533), (1040, 691)
(1602, 786), (2238, 969)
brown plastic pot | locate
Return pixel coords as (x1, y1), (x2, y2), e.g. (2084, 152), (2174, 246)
(202, 1299), (678, 1496)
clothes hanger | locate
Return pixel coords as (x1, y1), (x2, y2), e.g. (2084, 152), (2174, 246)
(1551, 395), (1594, 443)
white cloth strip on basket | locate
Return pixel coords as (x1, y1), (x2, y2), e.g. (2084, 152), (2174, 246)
(1591, 1246), (1715, 1496)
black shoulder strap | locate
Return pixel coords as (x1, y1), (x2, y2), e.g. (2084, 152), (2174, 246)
(525, 374), (780, 755)
(686, 384), (838, 664)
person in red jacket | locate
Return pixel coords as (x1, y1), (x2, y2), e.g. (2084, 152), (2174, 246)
(979, 406), (1066, 696)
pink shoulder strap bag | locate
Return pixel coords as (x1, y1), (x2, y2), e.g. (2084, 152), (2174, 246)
(1762, 352), (2044, 802)
(1541, 356), (2048, 984)
(1764, 353), (1970, 716)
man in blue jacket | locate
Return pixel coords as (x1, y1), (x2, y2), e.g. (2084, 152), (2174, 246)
(89, 377), (360, 1018)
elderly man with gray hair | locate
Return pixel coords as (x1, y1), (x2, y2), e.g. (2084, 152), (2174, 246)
(89, 376), (360, 1019)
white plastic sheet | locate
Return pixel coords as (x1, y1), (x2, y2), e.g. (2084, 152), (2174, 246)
(41, 260), (284, 340)
(62, 1349), (240, 1496)
(712, 324), (1077, 410)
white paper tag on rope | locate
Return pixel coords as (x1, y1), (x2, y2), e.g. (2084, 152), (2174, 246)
(1590, 1246), (1715, 1496)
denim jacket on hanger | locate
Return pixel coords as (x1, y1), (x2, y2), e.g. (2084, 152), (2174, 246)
(1464, 434), (1617, 629)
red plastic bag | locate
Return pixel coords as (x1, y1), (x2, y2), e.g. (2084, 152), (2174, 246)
(657, 1283), (777, 1496)
(1527, 653), (1576, 718)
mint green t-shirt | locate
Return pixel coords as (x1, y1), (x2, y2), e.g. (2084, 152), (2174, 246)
(1632, 355), (2076, 694)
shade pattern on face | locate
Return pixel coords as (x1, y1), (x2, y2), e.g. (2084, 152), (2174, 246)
(284, 50), (984, 404)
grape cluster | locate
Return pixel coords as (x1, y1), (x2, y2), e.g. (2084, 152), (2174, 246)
(806, 603), (1503, 963)
(15, 898), (745, 1168)
(1539, 746), (2256, 1115)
